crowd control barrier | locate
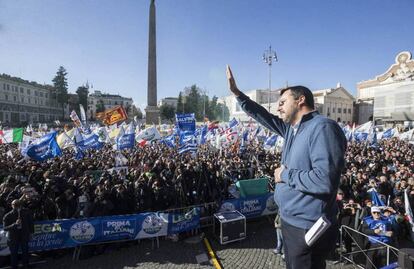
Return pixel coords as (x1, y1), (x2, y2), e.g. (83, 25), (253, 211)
(0, 192), (277, 256)
(339, 225), (401, 269)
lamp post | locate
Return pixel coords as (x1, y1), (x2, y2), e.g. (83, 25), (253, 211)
(262, 45), (278, 112)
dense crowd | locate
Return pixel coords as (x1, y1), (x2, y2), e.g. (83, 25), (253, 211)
(0, 137), (277, 221)
(1, 131), (414, 248)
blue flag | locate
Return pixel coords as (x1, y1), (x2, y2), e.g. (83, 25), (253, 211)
(229, 118), (238, 128)
(77, 133), (103, 151)
(162, 134), (176, 148)
(117, 123), (135, 150)
(264, 134), (278, 147)
(354, 132), (368, 142)
(23, 131), (62, 161)
(178, 143), (197, 154)
(382, 128), (394, 139)
(371, 190), (385, 207)
(199, 125), (208, 145)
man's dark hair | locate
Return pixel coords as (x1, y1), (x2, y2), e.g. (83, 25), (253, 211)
(280, 86), (315, 109)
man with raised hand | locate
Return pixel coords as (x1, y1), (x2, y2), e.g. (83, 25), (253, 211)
(226, 65), (347, 269)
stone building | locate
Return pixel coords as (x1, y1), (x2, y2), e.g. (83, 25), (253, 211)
(356, 51), (414, 126)
(0, 73), (61, 126)
(313, 84), (355, 124)
(87, 90), (133, 120)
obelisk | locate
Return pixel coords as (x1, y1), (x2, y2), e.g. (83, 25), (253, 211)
(145, 0), (160, 125)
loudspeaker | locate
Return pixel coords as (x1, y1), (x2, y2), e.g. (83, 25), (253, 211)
(214, 210), (246, 245)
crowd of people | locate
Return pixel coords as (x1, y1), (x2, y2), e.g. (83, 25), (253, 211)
(1, 128), (414, 266)
(0, 135), (277, 221)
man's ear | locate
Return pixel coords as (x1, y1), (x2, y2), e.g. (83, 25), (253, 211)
(298, 95), (306, 106)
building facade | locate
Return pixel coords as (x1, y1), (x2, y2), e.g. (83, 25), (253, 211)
(357, 51), (414, 125)
(313, 84), (355, 124)
(158, 97), (178, 108)
(219, 89), (281, 122)
(0, 74), (61, 126)
(87, 90), (133, 120)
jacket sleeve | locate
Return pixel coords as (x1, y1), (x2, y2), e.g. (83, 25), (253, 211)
(2, 214), (17, 231)
(361, 221), (376, 236)
(280, 121), (346, 195)
(236, 92), (287, 138)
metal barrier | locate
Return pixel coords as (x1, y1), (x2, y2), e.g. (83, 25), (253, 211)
(340, 225), (401, 269)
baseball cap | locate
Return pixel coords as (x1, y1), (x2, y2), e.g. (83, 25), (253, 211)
(371, 206), (381, 213)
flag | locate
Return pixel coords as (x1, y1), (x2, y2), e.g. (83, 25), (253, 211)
(96, 106), (128, 125)
(381, 128), (394, 139)
(178, 142), (197, 154)
(70, 110), (82, 127)
(199, 125), (208, 145)
(404, 190), (414, 234)
(0, 128), (24, 144)
(136, 126), (161, 142)
(162, 134), (176, 148)
(264, 134), (278, 149)
(370, 190), (385, 207)
(22, 132), (62, 161)
(77, 133), (103, 151)
(176, 113), (196, 133)
(117, 122), (135, 150)
(56, 131), (75, 149)
(228, 118), (238, 128)
(115, 152), (129, 167)
(369, 130), (378, 148)
(354, 132), (368, 142)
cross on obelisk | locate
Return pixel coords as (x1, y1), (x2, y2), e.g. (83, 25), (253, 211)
(145, 0), (160, 125)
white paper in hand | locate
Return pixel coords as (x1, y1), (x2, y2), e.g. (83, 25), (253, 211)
(305, 216), (331, 247)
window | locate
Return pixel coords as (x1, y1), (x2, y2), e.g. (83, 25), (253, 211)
(45, 93), (48, 98)
(6, 84), (10, 91)
(14, 96), (17, 102)
(2, 84), (5, 90)
(35, 91), (38, 96)
(35, 99), (37, 105)
(348, 108), (351, 114)
(5, 94), (8, 100)
(333, 107), (336, 113)
(338, 108), (342, 113)
(20, 87), (24, 93)
(21, 97), (24, 103)
(40, 92), (43, 97)
(27, 89), (31, 95)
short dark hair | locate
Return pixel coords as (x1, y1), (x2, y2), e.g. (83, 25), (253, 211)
(280, 86), (315, 109)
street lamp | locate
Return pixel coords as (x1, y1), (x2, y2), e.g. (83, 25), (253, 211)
(262, 45), (278, 112)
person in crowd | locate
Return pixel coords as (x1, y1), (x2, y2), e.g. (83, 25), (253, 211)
(361, 206), (394, 269)
(2, 199), (34, 269)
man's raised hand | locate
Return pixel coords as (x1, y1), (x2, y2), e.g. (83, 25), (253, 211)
(226, 65), (241, 97)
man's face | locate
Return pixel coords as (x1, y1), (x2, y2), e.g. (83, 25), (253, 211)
(277, 90), (300, 124)
(372, 211), (381, 220)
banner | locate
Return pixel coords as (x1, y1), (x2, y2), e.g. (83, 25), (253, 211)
(219, 192), (277, 218)
(176, 113), (195, 133)
(96, 106), (128, 125)
(22, 131), (62, 161)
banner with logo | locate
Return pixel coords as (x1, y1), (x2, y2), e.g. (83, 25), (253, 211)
(100, 215), (136, 242)
(218, 192), (277, 218)
(175, 113), (195, 133)
(167, 207), (200, 234)
(135, 212), (169, 239)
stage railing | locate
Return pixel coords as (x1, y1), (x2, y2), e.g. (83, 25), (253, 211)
(340, 225), (401, 269)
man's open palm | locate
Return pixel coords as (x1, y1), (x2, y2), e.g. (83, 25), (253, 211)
(226, 65), (240, 96)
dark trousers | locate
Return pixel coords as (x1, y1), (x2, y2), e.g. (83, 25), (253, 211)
(365, 243), (387, 269)
(281, 219), (338, 269)
(8, 240), (29, 269)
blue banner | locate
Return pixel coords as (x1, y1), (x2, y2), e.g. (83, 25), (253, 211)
(176, 113), (196, 133)
(23, 131), (62, 161)
(168, 207), (200, 234)
(219, 192), (277, 218)
(0, 193), (277, 255)
(77, 133), (103, 151)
